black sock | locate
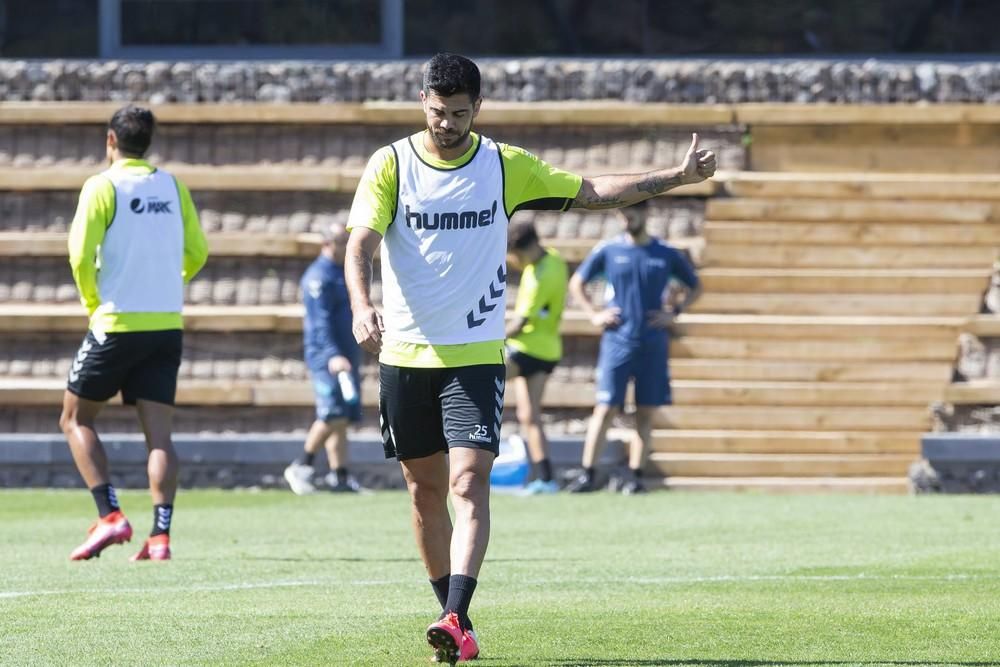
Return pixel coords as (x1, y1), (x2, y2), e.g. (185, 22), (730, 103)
(90, 483), (120, 518)
(297, 452), (316, 467)
(335, 467), (349, 484)
(442, 574), (478, 631)
(533, 458), (553, 483)
(430, 573), (450, 609)
(631, 467), (643, 479)
(584, 467), (595, 482)
(151, 504), (173, 537)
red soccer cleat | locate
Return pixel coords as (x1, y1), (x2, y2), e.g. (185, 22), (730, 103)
(69, 510), (133, 561)
(428, 613), (480, 664)
(427, 612), (463, 665)
(130, 534), (171, 561)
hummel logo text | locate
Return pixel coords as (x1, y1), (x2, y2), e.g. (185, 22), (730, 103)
(405, 200), (497, 231)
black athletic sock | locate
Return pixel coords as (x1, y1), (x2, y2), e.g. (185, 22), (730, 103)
(430, 573), (450, 609)
(583, 466), (595, 482)
(335, 467), (349, 484)
(151, 504), (173, 537)
(442, 574), (478, 631)
(297, 452), (316, 467)
(533, 458), (553, 483)
(631, 467), (643, 479)
(90, 483), (120, 518)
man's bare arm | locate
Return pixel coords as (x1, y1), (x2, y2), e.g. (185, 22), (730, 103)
(571, 133), (717, 210)
(345, 227), (385, 354)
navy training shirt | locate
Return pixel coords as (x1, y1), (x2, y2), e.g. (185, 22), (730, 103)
(301, 254), (360, 371)
(575, 235), (699, 345)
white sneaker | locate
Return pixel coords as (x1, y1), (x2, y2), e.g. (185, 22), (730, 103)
(283, 462), (316, 495)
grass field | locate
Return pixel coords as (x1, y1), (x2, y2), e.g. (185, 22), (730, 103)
(2, 489), (999, 667)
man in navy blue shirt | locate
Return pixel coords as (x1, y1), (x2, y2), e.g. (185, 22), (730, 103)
(284, 223), (366, 494)
(567, 201), (702, 494)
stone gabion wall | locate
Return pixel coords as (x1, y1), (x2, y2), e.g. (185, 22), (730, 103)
(4, 59), (1000, 104)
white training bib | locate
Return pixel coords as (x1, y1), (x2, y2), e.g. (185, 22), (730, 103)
(96, 168), (185, 315)
(381, 135), (510, 345)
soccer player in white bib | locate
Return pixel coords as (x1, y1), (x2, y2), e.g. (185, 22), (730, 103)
(345, 53), (716, 664)
(61, 106), (208, 562)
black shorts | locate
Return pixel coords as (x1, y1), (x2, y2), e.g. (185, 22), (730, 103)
(379, 363), (504, 460)
(506, 347), (558, 378)
(66, 329), (183, 406)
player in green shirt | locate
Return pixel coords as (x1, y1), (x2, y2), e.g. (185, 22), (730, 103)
(505, 221), (568, 495)
(61, 106), (208, 563)
(346, 53), (716, 664)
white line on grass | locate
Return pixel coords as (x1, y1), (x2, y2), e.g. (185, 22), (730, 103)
(0, 573), (993, 600)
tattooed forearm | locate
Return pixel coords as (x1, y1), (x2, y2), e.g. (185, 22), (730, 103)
(584, 194), (626, 209)
(345, 241), (377, 309)
(636, 171), (684, 195)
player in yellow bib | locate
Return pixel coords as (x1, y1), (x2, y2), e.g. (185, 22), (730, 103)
(61, 105), (208, 563)
(345, 53), (716, 664)
(505, 221), (568, 495)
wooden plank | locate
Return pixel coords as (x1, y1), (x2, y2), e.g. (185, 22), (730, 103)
(706, 198), (994, 224)
(964, 315), (1000, 337)
(0, 165), (362, 192)
(705, 221), (1000, 246)
(0, 232), (323, 257)
(670, 380), (944, 407)
(748, 124), (1000, 146)
(944, 381), (1000, 405)
(669, 359), (951, 383)
(747, 125), (1000, 173)
(0, 101), (737, 126)
(656, 405), (932, 431)
(735, 104), (1000, 125)
(704, 242), (998, 268)
(672, 337), (955, 362)
(692, 292), (979, 317)
(676, 314), (962, 340)
(648, 452), (915, 477)
(699, 268), (988, 294)
(9, 101), (1000, 128)
(0, 231), (701, 262)
(0, 165), (715, 196)
(0, 305), (963, 343)
(661, 476), (910, 494)
(724, 172), (1000, 201)
(751, 144), (1000, 174)
(636, 429), (921, 454)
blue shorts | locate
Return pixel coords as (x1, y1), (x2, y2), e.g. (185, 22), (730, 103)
(595, 333), (670, 407)
(310, 366), (362, 423)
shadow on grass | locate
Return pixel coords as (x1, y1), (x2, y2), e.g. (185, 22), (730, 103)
(522, 661), (1000, 667)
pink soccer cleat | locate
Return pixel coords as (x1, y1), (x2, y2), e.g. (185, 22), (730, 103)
(69, 510), (133, 561)
(427, 612), (463, 665)
(428, 613), (479, 664)
(130, 534), (171, 561)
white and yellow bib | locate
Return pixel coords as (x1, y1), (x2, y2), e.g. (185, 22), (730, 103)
(381, 135), (510, 346)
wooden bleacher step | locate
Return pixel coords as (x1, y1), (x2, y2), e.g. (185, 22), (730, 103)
(634, 429), (921, 454)
(656, 406), (932, 432)
(660, 476), (911, 494)
(648, 452), (914, 477)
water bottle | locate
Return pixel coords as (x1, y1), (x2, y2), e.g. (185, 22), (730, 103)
(337, 371), (358, 405)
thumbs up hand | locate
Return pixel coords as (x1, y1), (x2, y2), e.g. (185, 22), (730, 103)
(680, 133), (717, 184)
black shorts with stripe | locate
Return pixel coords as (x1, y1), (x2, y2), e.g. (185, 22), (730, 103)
(66, 329), (183, 406)
(379, 363), (504, 460)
